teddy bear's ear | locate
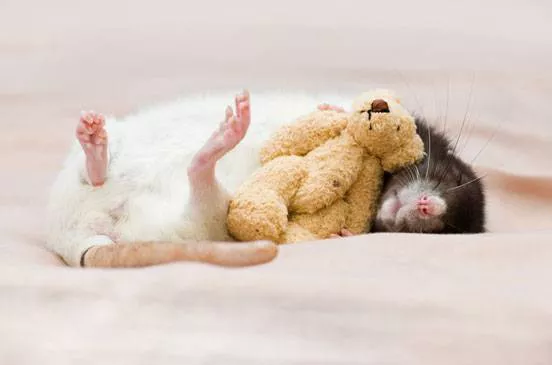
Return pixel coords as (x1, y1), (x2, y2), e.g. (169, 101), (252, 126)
(381, 134), (425, 172)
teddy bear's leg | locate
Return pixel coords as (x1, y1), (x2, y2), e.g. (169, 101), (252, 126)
(344, 156), (384, 234)
(227, 156), (308, 242)
(279, 222), (319, 244)
(185, 91), (251, 241)
(289, 199), (349, 240)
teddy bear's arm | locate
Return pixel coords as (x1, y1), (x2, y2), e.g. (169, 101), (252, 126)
(290, 135), (365, 214)
(260, 110), (348, 164)
(344, 156), (384, 234)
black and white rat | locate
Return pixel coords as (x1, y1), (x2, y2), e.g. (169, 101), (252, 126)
(372, 116), (486, 234)
(47, 89), (485, 269)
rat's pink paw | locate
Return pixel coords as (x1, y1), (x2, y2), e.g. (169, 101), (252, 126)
(189, 90), (251, 175)
(220, 89), (251, 149)
(329, 228), (354, 239)
(340, 228), (354, 237)
(318, 103), (345, 112)
(76, 111), (108, 186)
(77, 111), (107, 149)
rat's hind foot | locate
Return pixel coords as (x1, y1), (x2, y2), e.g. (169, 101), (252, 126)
(188, 90), (251, 184)
(76, 111), (108, 187)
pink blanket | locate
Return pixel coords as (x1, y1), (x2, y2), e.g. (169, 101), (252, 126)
(1, 0), (551, 363)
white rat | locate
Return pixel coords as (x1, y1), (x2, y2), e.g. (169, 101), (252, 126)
(47, 90), (351, 268)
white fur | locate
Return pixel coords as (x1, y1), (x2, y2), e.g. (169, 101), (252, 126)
(376, 180), (447, 232)
(46, 91), (356, 266)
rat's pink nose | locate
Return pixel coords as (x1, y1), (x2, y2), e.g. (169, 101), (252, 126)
(417, 195), (432, 216)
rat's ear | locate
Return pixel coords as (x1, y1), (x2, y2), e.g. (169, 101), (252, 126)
(381, 134), (425, 172)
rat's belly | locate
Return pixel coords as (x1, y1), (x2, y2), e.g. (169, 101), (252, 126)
(114, 192), (189, 242)
(109, 167), (192, 243)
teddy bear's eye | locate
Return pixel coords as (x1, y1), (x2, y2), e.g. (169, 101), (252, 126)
(397, 125), (401, 131)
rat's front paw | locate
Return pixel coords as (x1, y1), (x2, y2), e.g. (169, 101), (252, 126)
(318, 103), (345, 112)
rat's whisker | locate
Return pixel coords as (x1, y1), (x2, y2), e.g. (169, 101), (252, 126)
(396, 175), (408, 187)
(392, 171), (408, 187)
(432, 165), (448, 190)
(442, 76), (451, 135)
(404, 165), (416, 183)
(434, 151), (455, 188)
(415, 165), (422, 181)
(458, 114), (477, 158)
(393, 69), (426, 117)
(470, 119), (502, 165)
(453, 73), (476, 156)
(447, 174), (487, 192)
(425, 122), (432, 180)
(407, 165), (415, 181)
(436, 74), (476, 188)
(411, 165), (420, 182)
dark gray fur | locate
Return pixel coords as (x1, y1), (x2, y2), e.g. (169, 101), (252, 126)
(373, 116), (486, 234)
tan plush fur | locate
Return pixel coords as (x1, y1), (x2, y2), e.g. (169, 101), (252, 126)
(227, 90), (425, 244)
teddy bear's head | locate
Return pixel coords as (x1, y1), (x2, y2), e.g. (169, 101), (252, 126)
(346, 89), (425, 172)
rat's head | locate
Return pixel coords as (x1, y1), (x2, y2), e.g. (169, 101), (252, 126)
(374, 142), (486, 234)
(347, 89), (424, 170)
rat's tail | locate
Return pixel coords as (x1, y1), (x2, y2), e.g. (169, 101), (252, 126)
(82, 240), (278, 268)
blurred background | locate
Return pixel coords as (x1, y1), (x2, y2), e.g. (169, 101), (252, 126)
(1, 0), (551, 238)
(2, 0), (550, 111)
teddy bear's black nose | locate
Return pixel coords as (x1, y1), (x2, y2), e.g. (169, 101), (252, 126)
(371, 99), (389, 113)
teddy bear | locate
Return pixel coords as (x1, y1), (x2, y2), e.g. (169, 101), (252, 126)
(226, 89), (425, 244)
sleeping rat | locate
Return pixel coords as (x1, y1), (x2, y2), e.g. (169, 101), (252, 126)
(318, 104), (486, 236)
(47, 90), (485, 269)
(372, 117), (486, 234)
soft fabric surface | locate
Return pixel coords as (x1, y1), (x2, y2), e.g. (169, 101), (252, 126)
(1, 0), (552, 364)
